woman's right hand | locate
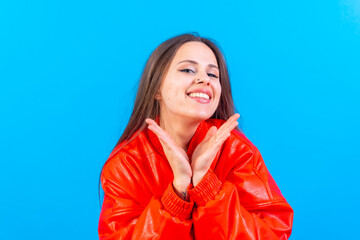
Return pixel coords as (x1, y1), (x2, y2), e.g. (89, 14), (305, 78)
(145, 118), (192, 200)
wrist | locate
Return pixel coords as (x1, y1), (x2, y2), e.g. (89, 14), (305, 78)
(161, 183), (194, 220)
(172, 182), (189, 201)
(173, 176), (191, 200)
(192, 169), (207, 187)
(188, 169), (222, 206)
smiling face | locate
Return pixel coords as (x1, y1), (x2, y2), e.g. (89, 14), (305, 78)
(156, 41), (222, 122)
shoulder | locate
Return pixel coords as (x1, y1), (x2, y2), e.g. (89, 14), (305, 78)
(107, 129), (152, 160)
(100, 131), (150, 198)
(101, 129), (150, 184)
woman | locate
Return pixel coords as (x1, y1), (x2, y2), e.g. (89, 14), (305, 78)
(98, 33), (294, 239)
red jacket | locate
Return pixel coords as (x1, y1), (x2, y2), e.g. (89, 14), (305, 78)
(99, 118), (294, 239)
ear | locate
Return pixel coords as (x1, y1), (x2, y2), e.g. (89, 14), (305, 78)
(155, 89), (162, 100)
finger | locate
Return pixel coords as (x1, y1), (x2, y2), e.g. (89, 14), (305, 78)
(203, 126), (217, 142)
(148, 127), (179, 158)
(146, 120), (180, 152)
(224, 113), (240, 127)
(214, 121), (238, 142)
(147, 123), (173, 145)
(212, 116), (239, 144)
(213, 132), (231, 146)
(213, 120), (238, 143)
(221, 119), (239, 134)
(158, 137), (173, 152)
(146, 118), (171, 139)
(147, 120), (170, 138)
(147, 124), (163, 140)
(216, 113), (240, 133)
(145, 118), (160, 128)
(146, 118), (164, 134)
(218, 113), (240, 133)
(148, 125), (175, 147)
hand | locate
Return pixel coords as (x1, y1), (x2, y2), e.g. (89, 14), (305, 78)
(145, 118), (192, 199)
(191, 113), (240, 186)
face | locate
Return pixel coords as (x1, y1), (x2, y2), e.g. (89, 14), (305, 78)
(156, 41), (221, 122)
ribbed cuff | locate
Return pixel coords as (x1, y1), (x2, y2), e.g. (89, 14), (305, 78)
(188, 169), (222, 206)
(161, 183), (194, 220)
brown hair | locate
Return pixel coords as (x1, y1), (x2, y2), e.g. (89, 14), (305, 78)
(99, 33), (241, 205)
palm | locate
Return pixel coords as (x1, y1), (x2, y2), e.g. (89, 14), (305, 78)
(162, 141), (192, 178)
(145, 118), (192, 182)
(191, 126), (217, 173)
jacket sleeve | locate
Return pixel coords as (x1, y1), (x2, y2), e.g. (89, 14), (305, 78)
(98, 154), (194, 240)
(188, 144), (294, 240)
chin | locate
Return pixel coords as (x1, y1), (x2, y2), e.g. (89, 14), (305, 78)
(187, 111), (214, 121)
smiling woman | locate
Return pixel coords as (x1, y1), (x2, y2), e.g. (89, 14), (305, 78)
(98, 33), (294, 239)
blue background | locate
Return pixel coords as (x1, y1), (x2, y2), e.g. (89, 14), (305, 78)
(1, 0), (359, 239)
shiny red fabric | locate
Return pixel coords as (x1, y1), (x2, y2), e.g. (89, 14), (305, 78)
(99, 118), (294, 239)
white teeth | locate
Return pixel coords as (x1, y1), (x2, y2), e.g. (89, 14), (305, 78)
(188, 92), (210, 99)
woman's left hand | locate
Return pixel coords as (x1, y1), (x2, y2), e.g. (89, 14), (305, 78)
(145, 118), (192, 199)
(191, 113), (240, 186)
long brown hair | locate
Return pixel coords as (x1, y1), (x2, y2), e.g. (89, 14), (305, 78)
(99, 33), (241, 205)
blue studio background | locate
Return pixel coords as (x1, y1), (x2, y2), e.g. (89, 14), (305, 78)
(1, 0), (359, 239)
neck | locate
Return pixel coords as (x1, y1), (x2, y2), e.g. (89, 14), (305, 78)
(159, 112), (201, 152)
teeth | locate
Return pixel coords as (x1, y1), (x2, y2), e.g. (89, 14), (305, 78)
(188, 92), (210, 99)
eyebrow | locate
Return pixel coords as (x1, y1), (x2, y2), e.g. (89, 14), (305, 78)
(177, 60), (219, 69)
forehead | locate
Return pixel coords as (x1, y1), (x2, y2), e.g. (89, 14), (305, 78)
(172, 41), (218, 66)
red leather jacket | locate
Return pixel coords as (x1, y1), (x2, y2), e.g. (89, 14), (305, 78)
(99, 118), (294, 239)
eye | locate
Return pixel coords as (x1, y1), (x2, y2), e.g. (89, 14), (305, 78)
(179, 69), (195, 74)
(207, 73), (219, 78)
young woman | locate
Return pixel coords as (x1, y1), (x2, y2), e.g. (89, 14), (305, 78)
(98, 33), (294, 239)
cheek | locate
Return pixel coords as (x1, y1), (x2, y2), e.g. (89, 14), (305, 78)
(161, 82), (181, 103)
(216, 83), (222, 102)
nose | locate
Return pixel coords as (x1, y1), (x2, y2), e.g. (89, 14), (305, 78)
(195, 72), (210, 86)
